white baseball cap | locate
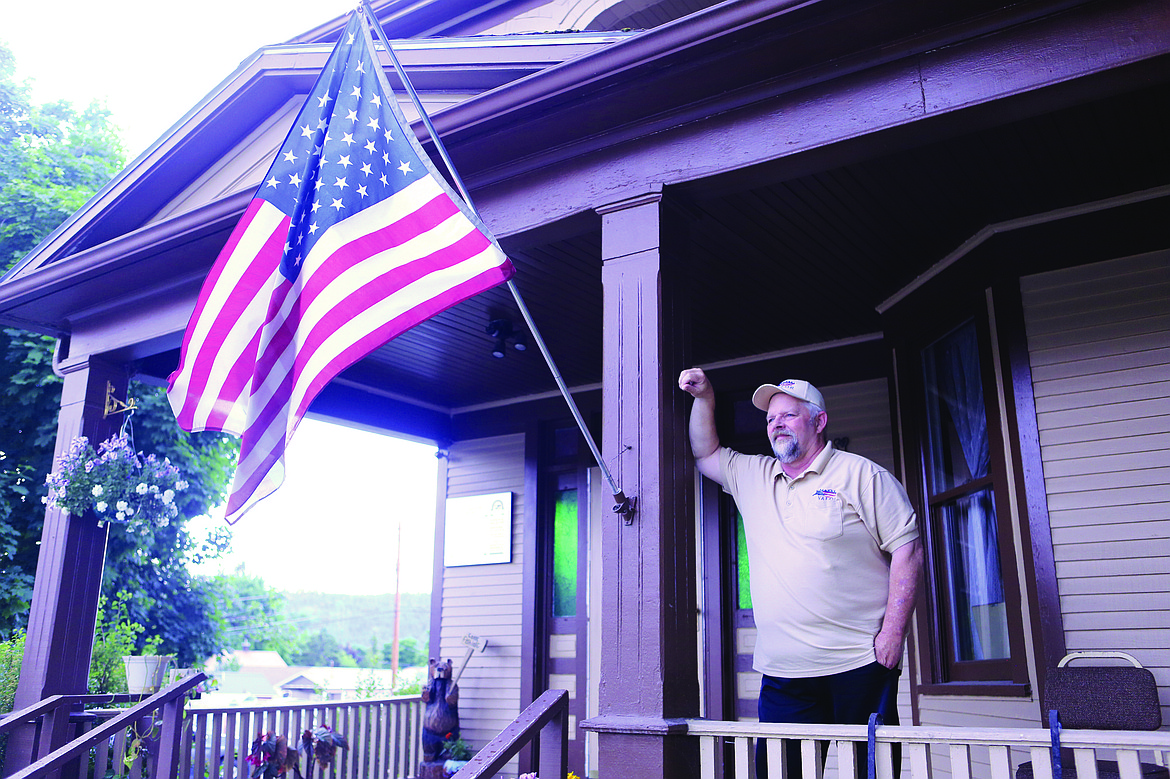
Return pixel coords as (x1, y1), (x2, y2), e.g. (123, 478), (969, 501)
(751, 379), (826, 413)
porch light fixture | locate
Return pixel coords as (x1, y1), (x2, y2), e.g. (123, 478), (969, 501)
(486, 318), (525, 358)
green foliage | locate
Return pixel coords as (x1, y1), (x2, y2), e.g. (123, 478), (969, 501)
(0, 630), (25, 766)
(0, 43), (125, 637)
(388, 636), (427, 668)
(88, 592), (161, 694)
(98, 384), (239, 666)
(292, 629), (347, 667)
(354, 669), (388, 699)
(207, 567), (302, 661)
(1, 629), (24, 710)
(0, 45), (125, 271)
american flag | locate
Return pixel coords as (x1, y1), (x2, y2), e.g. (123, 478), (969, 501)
(167, 10), (514, 522)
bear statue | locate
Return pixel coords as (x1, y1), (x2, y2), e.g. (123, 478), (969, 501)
(420, 658), (460, 764)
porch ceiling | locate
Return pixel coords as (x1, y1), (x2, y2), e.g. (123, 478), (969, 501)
(291, 75), (1170, 415)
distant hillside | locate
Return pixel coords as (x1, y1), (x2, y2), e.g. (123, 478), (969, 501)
(281, 591), (431, 649)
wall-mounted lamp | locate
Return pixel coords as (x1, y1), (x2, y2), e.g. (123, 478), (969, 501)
(486, 318), (527, 358)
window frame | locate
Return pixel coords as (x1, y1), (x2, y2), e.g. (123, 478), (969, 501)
(891, 285), (1033, 695)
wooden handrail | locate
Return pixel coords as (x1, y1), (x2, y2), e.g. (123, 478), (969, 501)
(4, 673), (206, 779)
(457, 689), (569, 779)
(0, 694), (153, 735)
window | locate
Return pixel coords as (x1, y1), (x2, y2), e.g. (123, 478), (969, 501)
(893, 291), (1031, 692)
(921, 320), (1011, 674)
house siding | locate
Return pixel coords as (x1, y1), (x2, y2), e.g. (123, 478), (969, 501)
(1020, 250), (1170, 720)
(438, 433), (526, 775)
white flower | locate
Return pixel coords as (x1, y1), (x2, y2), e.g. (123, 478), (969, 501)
(96, 501), (108, 513)
(116, 501), (129, 512)
(162, 490), (174, 505)
(149, 484), (159, 494)
(136, 483), (148, 495)
(91, 485), (104, 497)
(115, 512), (125, 522)
(176, 480), (189, 490)
(125, 506), (135, 517)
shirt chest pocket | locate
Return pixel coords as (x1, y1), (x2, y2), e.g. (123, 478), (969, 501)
(796, 494), (845, 540)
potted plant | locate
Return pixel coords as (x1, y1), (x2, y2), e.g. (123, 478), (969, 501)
(123, 635), (173, 695)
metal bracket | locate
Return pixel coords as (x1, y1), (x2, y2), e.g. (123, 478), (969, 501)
(614, 494), (637, 525)
(103, 382), (138, 418)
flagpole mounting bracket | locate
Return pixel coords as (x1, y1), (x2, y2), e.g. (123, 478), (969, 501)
(613, 492), (637, 525)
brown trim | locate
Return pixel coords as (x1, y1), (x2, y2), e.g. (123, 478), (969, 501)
(887, 284), (1033, 689)
(518, 420), (540, 774)
(699, 479), (729, 721)
(988, 279), (1066, 710)
(918, 682), (1031, 697)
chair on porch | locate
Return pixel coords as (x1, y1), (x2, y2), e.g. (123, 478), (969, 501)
(1016, 651), (1167, 779)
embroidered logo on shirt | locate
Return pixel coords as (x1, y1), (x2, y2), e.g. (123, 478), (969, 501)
(813, 488), (838, 500)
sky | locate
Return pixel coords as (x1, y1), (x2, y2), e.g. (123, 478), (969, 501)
(3, 0), (361, 158)
(3, 2), (442, 595)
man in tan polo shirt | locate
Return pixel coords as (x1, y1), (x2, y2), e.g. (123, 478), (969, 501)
(679, 367), (923, 779)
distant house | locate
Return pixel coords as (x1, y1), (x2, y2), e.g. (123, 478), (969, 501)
(2, 1), (1167, 779)
(198, 650), (407, 705)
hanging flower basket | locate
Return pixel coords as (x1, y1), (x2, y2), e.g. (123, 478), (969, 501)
(44, 433), (188, 530)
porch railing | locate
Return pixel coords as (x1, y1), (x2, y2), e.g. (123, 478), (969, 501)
(684, 719), (1170, 779)
(456, 689), (569, 779)
(0, 672), (206, 779)
(183, 694), (424, 779)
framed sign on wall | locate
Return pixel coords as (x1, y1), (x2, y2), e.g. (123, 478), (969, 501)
(444, 492), (513, 566)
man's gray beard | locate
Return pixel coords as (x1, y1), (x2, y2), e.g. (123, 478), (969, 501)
(772, 436), (800, 463)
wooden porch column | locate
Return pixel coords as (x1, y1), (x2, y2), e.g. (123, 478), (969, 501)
(5, 355), (124, 772)
(588, 188), (699, 778)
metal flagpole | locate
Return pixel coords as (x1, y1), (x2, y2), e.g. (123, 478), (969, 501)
(358, 2), (636, 522)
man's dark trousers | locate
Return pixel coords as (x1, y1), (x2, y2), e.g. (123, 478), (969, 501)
(756, 661), (901, 779)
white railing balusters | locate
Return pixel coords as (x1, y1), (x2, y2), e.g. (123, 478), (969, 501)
(182, 695), (421, 779)
(908, 740), (932, 779)
(685, 720), (1170, 779)
(988, 744), (1011, 779)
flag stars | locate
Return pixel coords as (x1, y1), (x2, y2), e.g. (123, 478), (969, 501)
(370, 94), (382, 108)
(384, 129), (393, 142)
(351, 85), (362, 99)
(398, 161), (413, 175)
(283, 150), (298, 163)
(366, 117), (380, 131)
(379, 173), (388, 186)
(333, 176), (349, 190)
(317, 94), (332, 109)
(360, 162), (373, 176)
(356, 184), (369, 199)
(266, 175), (280, 188)
(364, 139), (377, 154)
(330, 198), (345, 211)
(289, 173), (302, 187)
(346, 109), (359, 123)
(300, 125), (314, 139)
(338, 154), (353, 168)
(341, 132), (356, 146)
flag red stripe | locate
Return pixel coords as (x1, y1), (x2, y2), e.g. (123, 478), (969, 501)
(172, 203), (287, 429)
(226, 261), (514, 515)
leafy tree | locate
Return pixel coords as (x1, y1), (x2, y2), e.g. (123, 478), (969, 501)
(292, 629), (349, 667)
(382, 635), (427, 669)
(208, 567), (302, 662)
(0, 43), (126, 636)
(0, 44), (241, 666)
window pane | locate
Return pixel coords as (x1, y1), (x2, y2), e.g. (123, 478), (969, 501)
(922, 320), (991, 494)
(735, 510), (752, 610)
(553, 488), (578, 617)
(938, 487), (1009, 661)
